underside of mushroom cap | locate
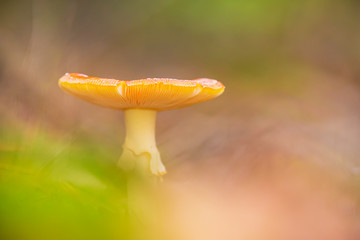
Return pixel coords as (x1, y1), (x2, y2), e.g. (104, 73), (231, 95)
(59, 73), (225, 111)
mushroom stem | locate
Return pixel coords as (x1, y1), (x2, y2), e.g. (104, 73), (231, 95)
(118, 109), (166, 175)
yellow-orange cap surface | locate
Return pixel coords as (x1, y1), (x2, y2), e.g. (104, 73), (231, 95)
(59, 73), (225, 111)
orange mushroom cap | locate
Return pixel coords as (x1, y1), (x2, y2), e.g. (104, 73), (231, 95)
(59, 73), (225, 111)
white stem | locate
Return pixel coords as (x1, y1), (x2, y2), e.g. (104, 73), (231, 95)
(118, 109), (166, 176)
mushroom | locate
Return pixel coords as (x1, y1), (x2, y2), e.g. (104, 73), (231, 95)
(59, 73), (225, 176)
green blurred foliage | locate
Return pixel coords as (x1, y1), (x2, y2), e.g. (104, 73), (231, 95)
(0, 121), (129, 240)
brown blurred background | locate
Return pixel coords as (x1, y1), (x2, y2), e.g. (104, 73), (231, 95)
(1, 0), (360, 239)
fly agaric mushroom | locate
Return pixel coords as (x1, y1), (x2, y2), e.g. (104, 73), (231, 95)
(59, 73), (225, 176)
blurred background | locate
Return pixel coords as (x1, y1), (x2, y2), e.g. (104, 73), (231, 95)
(1, 0), (360, 239)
